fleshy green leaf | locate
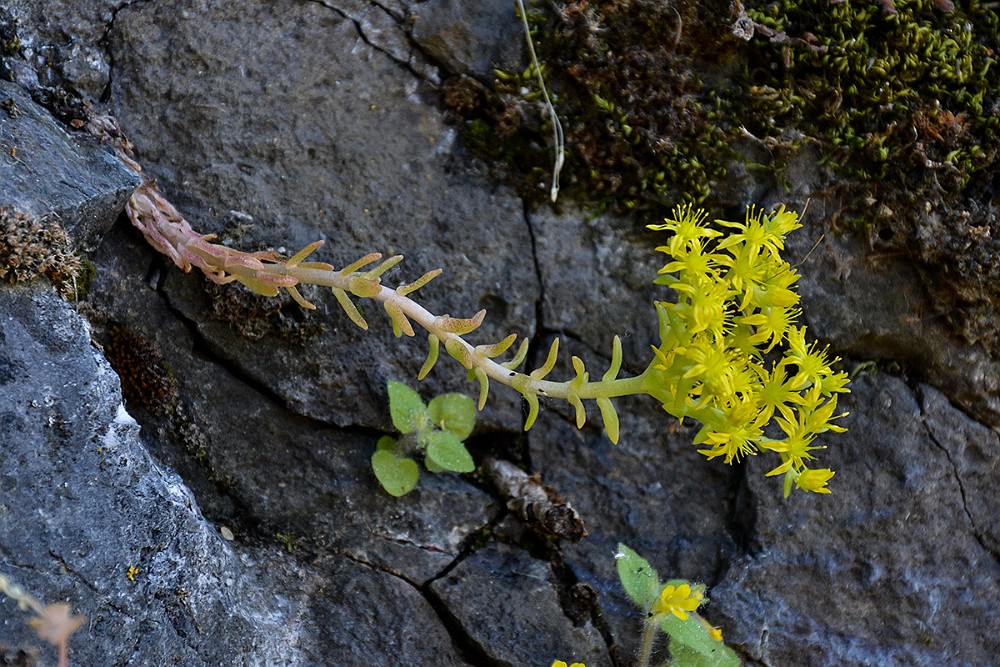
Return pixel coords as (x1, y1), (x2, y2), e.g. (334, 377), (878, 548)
(428, 393), (476, 440)
(371, 450), (419, 496)
(387, 381), (426, 434)
(424, 431), (475, 473)
(616, 544), (662, 611)
(660, 613), (739, 665)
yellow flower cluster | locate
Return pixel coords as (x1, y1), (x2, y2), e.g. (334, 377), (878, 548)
(643, 205), (849, 495)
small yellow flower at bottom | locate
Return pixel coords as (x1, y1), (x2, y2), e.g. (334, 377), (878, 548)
(653, 582), (703, 620)
(551, 661), (586, 667)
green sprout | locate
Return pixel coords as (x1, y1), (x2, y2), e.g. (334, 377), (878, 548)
(371, 381), (477, 496)
(616, 544), (739, 667)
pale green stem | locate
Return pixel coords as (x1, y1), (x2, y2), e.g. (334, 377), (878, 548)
(140, 205), (654, 432)
(293, 263), (652, 400)
(637, 616), (658, 667)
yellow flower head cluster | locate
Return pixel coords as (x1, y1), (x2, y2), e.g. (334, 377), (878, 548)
(645, 205), (849, 496)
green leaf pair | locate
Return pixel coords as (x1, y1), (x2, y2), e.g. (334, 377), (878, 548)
(372, 381), (478, 496)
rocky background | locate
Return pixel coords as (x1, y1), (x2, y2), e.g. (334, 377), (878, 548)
(1, 1), (999, 666)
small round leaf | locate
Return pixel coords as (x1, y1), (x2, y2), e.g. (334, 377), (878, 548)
(424, 431), (475, 473)
(387, 381), (427, 434)
(428, 393), (476, 440)
(371, 450), (419, 497)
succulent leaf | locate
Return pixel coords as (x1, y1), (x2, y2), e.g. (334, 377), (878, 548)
(418, 334), (440, 380)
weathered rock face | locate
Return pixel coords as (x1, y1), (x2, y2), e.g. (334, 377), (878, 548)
(2, 0), (999, 666)
(0, 79), (139, 249)
(106, 0), (535, 432)
(0, 286), (303, 666)
(713, 375), (1000, 666)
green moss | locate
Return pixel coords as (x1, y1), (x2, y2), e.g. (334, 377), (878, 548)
(442, 0), (1000, 351)
(443, 0), (738, 213)
(740, 0), (999, 192)
(737, 0), (1000, 349)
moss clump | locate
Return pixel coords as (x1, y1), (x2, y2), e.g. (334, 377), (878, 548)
(443, 0), (1000, 352)
(443, 0), (738, 211)
(0, 208), (83, 298)
(741, 0), (997, 192)
(102, 323), (179, 414)
(738, 0), (1000, 349)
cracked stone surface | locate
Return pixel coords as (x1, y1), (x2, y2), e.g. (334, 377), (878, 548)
(105, 0), (536, 432)
(3, 0), (1000, 665)
(711, 375), (1000, 666)
(0, 79), (139, 249)
(410, 0), (526, 81)
(784, 210), (1000, 432)
(429, 542), (613, 667)
(0, 285), (298, 665)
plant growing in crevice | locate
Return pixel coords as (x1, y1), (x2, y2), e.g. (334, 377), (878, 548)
(87, 114), (848, 496)
(372, 380), (477, 496)
(615, 544), (739, 667)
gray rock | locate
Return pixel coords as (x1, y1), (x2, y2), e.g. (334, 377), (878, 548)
(0, 284), (480, 666)
(529, 205), (664, 374)
(1, 0), (118, 98)
(528, 369), (740, 661)
(919, 384), (1000, 554)
(0, 285), (296, 665)
(107, 0), (537, 432)
(411, 0), (526, 81)
(84, 224), (502, 586)
(4, 0), (998, 665)
(429, 542), (612, 667)
(0, 79), (139, 249)
(783, 215), (1000, 431)
(712, 374), (1000, 666)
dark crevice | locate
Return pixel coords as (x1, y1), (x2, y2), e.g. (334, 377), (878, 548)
(417, 512), (512, 667)
(306, 0), (432, 84)
(92, 237), (320, 549)
(154, 274), (330, 430)
(723, 461), (757, 558)
(548, 549), (622, 667)
(916, 385), (1000, 564)
(520, 201), (546, 472)
(98, 0), (152, 105)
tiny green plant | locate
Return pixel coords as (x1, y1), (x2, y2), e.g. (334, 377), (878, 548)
(616, 544), (739, 667)
(371, 380), (478, 496)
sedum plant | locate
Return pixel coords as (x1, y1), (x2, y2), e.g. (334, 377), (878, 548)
(126, 184), (848, 495)
(372, 380), (477, 496)
(90, 112), (848, 495)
